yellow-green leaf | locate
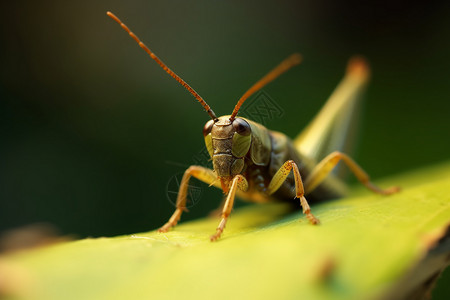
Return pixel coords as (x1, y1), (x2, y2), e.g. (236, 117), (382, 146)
(1, 162), (450, 300)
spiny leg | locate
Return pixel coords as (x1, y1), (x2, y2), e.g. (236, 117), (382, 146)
(304, 151), (400, 195)
(158, 166), (217, 233)
(267, 160), (319, 224)
(210, 175), (248, 241)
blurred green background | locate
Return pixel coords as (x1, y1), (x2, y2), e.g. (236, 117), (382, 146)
(1, 0), (449, 296)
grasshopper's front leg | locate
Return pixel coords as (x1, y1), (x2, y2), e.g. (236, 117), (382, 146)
(267, 160), (320, 224)
(158, 166), (217, 233)
(210, 175), (248, 241)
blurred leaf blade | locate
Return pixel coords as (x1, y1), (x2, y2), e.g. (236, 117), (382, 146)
(1, 162), (450, 300)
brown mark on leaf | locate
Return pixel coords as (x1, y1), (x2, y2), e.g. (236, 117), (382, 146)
(315, 255), (337, 282)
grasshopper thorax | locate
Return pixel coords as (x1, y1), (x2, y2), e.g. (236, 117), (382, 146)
(203, 116), (252, 190)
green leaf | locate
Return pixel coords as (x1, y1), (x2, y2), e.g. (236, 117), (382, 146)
(1, 162), (450, 300)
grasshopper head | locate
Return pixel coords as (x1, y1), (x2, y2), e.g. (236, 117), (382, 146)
(203, 116), (252, 188)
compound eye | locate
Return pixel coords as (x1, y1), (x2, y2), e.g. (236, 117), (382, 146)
(232, 118), (251, 136)
(203, 119), (215, 136)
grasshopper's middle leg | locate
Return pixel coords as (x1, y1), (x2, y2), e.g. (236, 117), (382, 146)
(304, 151), (400, 195)
(158, 166), (217, 233)
(267, 160), (320, 224)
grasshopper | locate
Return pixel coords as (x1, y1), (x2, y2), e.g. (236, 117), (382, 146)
(107, 12), (400, 241)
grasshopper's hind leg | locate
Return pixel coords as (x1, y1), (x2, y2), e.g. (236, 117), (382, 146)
(267, 160), (320, 225)
(158, 166), (217, 233)
(304, 151), (400, 195)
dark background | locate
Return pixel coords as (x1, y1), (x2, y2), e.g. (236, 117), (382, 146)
(1, 0), (449, 296)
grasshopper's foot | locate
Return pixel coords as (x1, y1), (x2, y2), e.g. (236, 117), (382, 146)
(306, 212), (320, 225)
(382, 186), (401, 195)
(366, 182), (401, 195)
(210, 217), (227, 241)
(157, 223), (174, 233)
(210, 228), (223, 242)
(298, 196), (320, 225)
(158, 208), (185, 233)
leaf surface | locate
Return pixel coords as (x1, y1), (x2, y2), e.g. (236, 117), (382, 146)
(1, 162), (450, 300)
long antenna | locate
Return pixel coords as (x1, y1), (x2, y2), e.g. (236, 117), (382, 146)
(106, 11), (217, 121)
(229, 53), (302, 121)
